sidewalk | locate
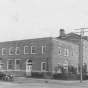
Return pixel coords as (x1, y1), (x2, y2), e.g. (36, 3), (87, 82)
(13, 77), (85, 84)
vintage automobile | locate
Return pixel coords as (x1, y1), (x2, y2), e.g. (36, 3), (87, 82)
(0, 71), (14, 81)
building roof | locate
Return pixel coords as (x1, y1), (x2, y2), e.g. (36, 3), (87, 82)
(56, 32), (88, 46)
(0, 37), (53, 45)
(57, 32), (88, 42)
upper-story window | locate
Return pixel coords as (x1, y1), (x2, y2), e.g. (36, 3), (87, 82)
(31, 46), (36, 54)
(83, 42), (85, 48)
(64, 49), (69, 56)
(24, 46), (29, 54)
(86, 43), (88, 48)
(9, 47), (13, 55)
(71, 50), (74, 57)
(83, 53), (85, 59)
(58, 47), (61, 55)
(2, 48), (6, 55)
(42, 46), (46, 54)
(15, 47), (20, 55)
(76, 51), (78, 58)
(85, 53), (88, 59)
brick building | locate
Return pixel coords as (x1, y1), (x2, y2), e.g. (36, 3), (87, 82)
(57, 29), (88, 72)
(0, 35), (79, 76)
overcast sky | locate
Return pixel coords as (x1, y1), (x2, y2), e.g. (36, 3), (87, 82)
(0, 0), (88, 42)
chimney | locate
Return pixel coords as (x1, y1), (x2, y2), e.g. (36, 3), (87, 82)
(59, 29), (65, 36)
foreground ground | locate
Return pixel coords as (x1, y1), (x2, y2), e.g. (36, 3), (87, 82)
(0, 77), (88, 88)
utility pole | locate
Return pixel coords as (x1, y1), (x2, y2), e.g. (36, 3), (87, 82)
(75, 28), (88, 83)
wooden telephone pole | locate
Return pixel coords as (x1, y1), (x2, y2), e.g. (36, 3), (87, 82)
(75, 28), (88, 83)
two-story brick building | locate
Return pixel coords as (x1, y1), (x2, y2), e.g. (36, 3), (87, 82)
(57, 29), (88, 72)
(0, 36), (79, 76)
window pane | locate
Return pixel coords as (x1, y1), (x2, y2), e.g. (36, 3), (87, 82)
(16, 60), (20, 64)
(2, 48), (5, 55)
(42, 46), (46, 54)
(10, 47), (13, 55)
(8, 60), (12, 70)
(32, 46), (36, 54)
(15, 60), (20, 70)
(71, 51), (74, 57)
(8, 65), (12, 69)
(42, 63), (46, 70)
(8, 60), (12, 64)
(58, 47), (61, 55)
(16, 47), (20, 55)
(24, 46), (28, 54)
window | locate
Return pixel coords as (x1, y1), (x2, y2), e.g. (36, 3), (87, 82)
(9, 47), (13, 55)
(15, 59), (20, 70)
(76, 66), (79, 73)
(2, 48), (6, 55)
(15, 47), (20, 55)
(58, 47), (61, 55)
(76, 51), (78, 57)
(42, 46), (46, 54)
(71, 50), (74, 57)
(86, 43), (88, 48)
(85, 53), (88, 59)
(63, 60), (68, 72)
(64, 49), (69, 56)
(41, 62), (46, 71)
(62, 35), (66, 38)
(83, 42), (85, 48)
(7, 59), (12, 70)
(24, 46), (29, 54)
(83, 53), (85, 59)
(31, 46), (36, 54)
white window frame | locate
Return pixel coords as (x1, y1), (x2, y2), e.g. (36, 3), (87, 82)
(9, 47), (13, 55)
(76, 66), (79, 73)
(24, 46), (29, 54)
(15, 59), (20, 70)
(85, 43), (88, 48)
(76, 51), (78, 57)
(71, 50), (74, 57)
(31, 46), (36, 54)
(64, 49), (69, 56)
(2, 48), (6, 55)
(83, 53), (85, 59)
(15, 47), (20, 55)
(7, 59), (12, 70)
(41, 62), (46, 71)
(63, 60), (68, 72)
(85, 53), (88, 59)
(83, 42), (85, 48)
(58, 47), (61, 55)
(42, 46), (46, 54)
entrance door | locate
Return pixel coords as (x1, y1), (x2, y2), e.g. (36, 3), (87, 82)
(26, 64), (32, 72)
(26, 59), (32, 76)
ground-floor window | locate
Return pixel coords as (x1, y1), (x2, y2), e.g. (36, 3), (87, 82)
(41, 62), (46, 71)
(76, 66), (78, 73)
(7, 59), (12, 70)
(15, 59), (20, 70)
(63, 60), (68, 73)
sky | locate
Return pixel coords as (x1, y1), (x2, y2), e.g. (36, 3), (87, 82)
(0, 0), (88, 42)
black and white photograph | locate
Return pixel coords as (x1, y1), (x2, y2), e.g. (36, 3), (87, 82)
(0, 0), (88, 88)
